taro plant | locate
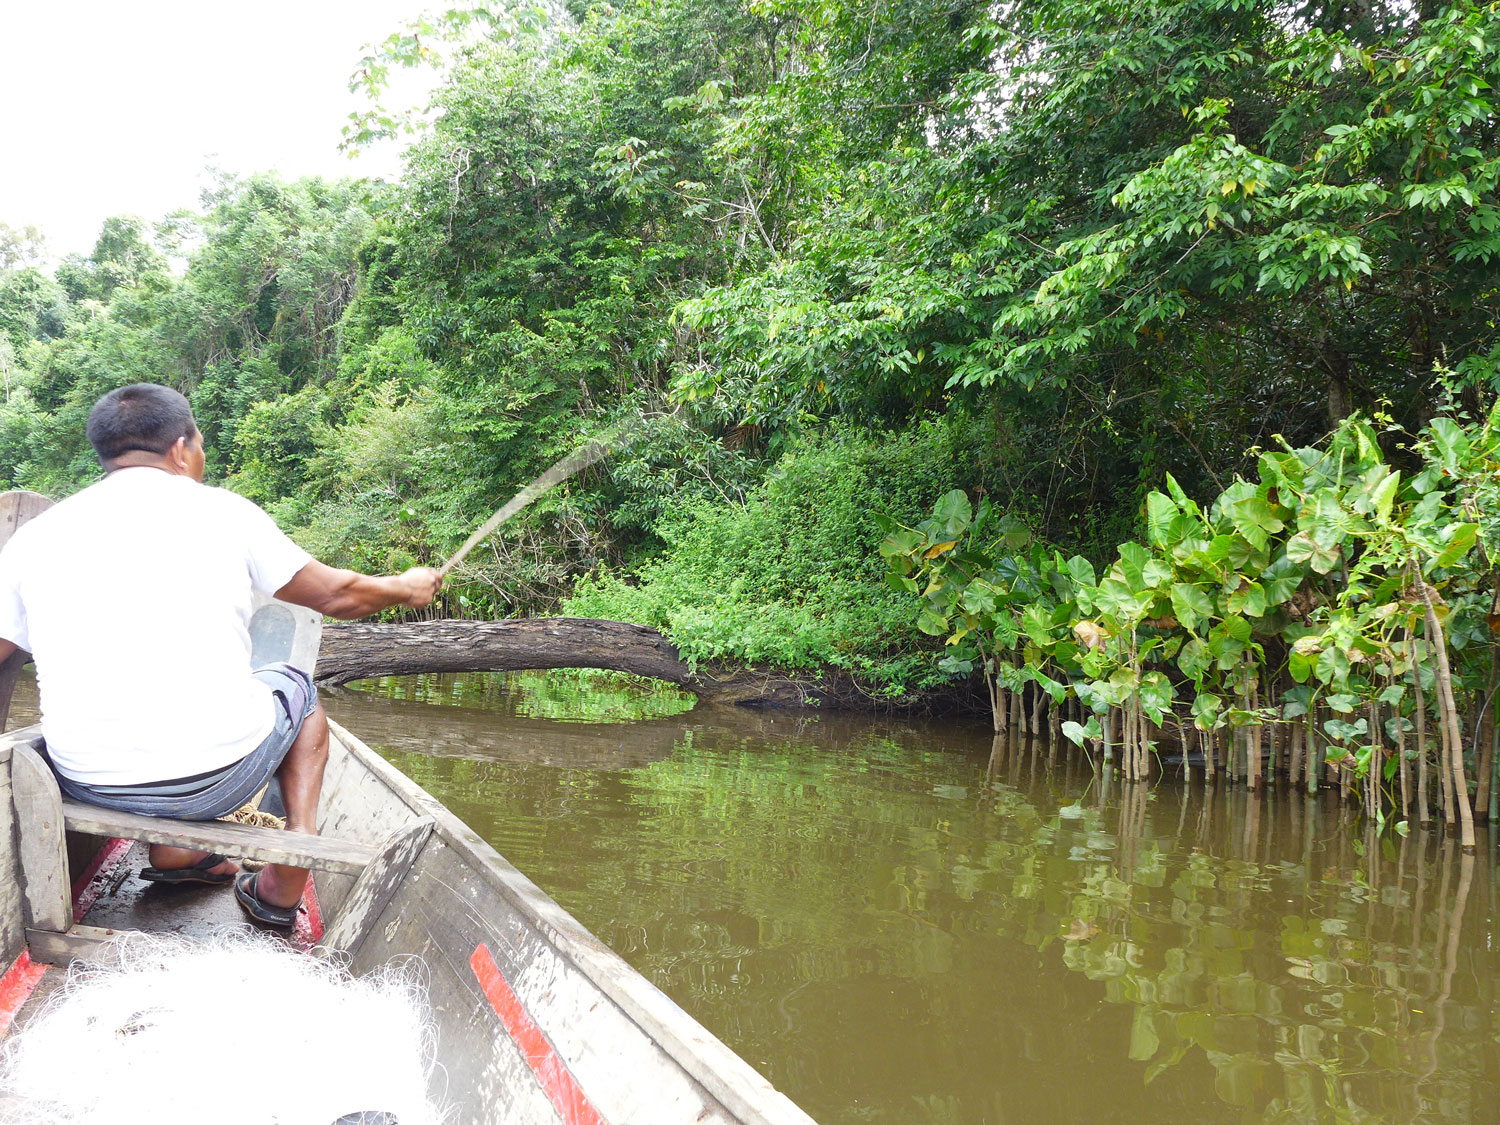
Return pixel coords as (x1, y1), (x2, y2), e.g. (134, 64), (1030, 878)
(878, 490), (1028, 729)
(882, 408), (1500, 845)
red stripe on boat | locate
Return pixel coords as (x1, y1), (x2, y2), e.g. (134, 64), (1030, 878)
(0, 950), (47, 1035)
(70, 837), (134, 922)
(293, 876), (323, 948)
(471, 943), (606, 1125)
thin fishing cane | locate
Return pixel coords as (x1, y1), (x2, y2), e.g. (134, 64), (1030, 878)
(438, 422), (632, 578)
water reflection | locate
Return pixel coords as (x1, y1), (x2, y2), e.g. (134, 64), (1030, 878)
(344, 668), (697, 723)
(319, 681), (1500, 1121)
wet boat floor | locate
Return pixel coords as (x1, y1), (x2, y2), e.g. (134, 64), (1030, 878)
(79, 841), (252, 936)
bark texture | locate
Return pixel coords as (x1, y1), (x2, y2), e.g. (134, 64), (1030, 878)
(316, 617), (922, 711)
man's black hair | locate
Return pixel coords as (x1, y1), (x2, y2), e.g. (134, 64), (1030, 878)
(86, 383), (198, 465)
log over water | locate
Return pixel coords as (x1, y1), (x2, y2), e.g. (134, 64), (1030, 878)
(316, 617), (895, 710)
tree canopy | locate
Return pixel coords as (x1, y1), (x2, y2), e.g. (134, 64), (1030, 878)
(0, 0), (1495, 702)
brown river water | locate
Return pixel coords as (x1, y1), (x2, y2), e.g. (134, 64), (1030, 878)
(320, 671), (1500, 1125)
(14, 669), (1499, 1122)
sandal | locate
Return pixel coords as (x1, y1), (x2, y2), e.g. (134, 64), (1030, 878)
(139, 852), (234, 886)
(233, 871), (301, 928)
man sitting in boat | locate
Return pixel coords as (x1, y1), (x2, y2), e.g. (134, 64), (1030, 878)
(0, 383), (443, 927)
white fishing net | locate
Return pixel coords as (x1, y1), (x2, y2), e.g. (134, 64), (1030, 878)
(0, 930), (447, 1125)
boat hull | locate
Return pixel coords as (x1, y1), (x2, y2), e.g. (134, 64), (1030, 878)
(1, 720), (815, 1125)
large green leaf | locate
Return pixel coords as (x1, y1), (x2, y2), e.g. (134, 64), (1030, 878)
(1370, 469), (1400, 522)
(1285, 530), (1341, 575)
(1062, 717), (1102, 747)
(1232, 518), (1269, 553)
(1138, 670), (1175, 723)
(1065, 555), (1097, 588)
(1326, 692), (1359, 713)
(1288, 650), (1312, 683)
(1257, 451), (1304, 492)
(1258, 554), (1303, 605)
(1435, 522), (1479, 568)
(1178, 637), (1211, 678)
(1171, 535), (1213, 565)
(1226, 535), (1268, 573)
(1226, 579), (1267, 618)
(916, 607), (950, 636)
(1192, 692), (1222, 729)
(932, 490), (973, 537)
(1315, 645), (1351, 684)
(1117, 542), (1151, 591)
(1323, 717), (1368, 743)
(879, 529), (923, 559)
(1146, 491), (1179, 547)
(1022, 603), (1056, 647)
(1141, 557), (1174, 591)
(1234, 496), (1285, 538)
(960, 582), (999, 616)
(1096, 577), (1151, 622)
(1428, 417), (1469, 470)
(1307, 491), (1353, 546)
(1203, 535), (1236, 565)
(1164, 472), (1202, 518)
(994, 513), (1032, 550)
(1171, 582), (1213, 632)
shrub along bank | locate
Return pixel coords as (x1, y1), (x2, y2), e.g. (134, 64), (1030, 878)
(884, 401), (1500, 844)
(565, 416), (1003, 702)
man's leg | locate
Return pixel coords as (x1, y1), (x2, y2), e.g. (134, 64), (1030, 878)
(145, 844), (237, 878)
(245, 701), (330, 909)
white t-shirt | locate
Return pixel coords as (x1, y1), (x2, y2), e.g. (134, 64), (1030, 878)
(0, 468), (313, 784)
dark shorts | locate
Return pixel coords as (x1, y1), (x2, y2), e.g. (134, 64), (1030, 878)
(53, 663), (319, 821)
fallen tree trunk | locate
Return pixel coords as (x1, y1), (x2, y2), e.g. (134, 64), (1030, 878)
(315, 617), (891, 709)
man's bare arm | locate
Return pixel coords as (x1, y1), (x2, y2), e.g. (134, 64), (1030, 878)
(274, 561), (443, 620)
(0, 639), (16, 664)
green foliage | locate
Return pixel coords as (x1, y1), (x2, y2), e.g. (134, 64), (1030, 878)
(226, 386), (334, 506)
(2, 0), (1499, 707)
(673, 0), (1500, 541)
(0, 269), (70, 354)
(351, 667), (698, 722)
(0, 175), (381, 488)
(885, 399), (1500, 820)
(506, 667), (698, 723)
(381, 0), (766, 471)
(566, 419), (997, 695)
(0, 224), (46, 273)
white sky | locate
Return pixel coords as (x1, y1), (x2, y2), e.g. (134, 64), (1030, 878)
(0, 0), (440, 262)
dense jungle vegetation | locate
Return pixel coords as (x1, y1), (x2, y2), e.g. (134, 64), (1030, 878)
(2, 0), (1499, 823)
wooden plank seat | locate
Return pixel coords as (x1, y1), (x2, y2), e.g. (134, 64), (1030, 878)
(58, 802), (378, 876)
